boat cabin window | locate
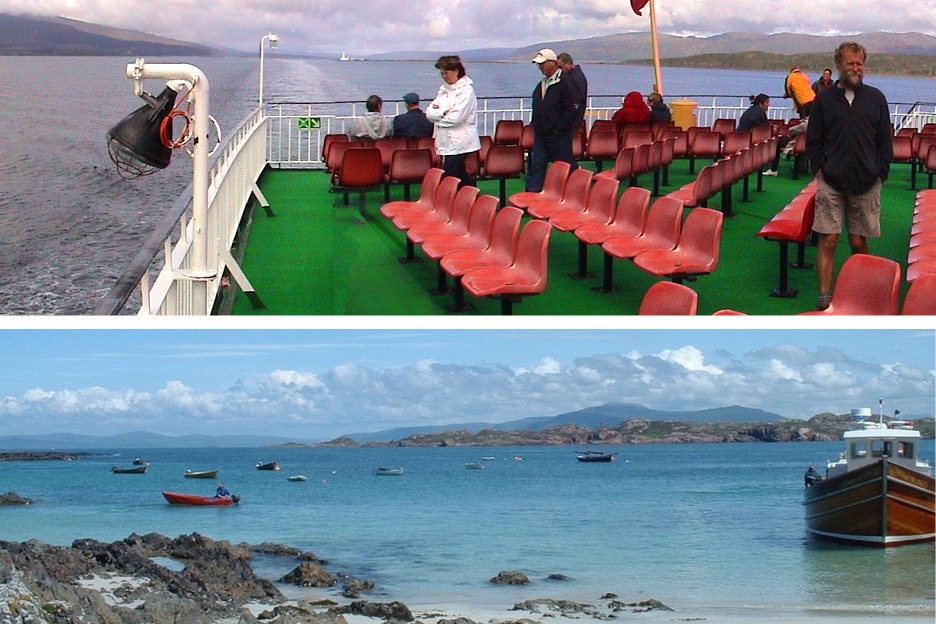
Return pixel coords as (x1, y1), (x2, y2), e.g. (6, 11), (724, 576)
(850, 442), (867, 458)
(897, 441), (914, 459)
(870, 440), (892, 458)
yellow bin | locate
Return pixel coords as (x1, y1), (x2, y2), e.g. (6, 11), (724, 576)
(670, 100), (698, 130)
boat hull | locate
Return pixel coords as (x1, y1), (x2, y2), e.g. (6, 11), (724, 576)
(373, 467), (403, 475)
(803, 458), (935, 547)
(112, 466), (146, 474)
(256, 462), (279, 471)
(162, 491), (238, 506)
(184, 470), (218, 479)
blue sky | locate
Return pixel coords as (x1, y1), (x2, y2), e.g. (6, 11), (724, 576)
(0, 329), (932, 441)
(2, 0), (933, 55)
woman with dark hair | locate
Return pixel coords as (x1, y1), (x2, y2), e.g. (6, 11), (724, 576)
(426, 55), (480, 186)
(737, 93), (787, 175)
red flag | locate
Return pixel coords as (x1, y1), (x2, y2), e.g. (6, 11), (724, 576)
(631, 0), (649, 15)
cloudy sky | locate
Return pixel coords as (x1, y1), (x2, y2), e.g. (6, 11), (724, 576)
(0, 329), (932, 441)
(3, 0), (935, 55)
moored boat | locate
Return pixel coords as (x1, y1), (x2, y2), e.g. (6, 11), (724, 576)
(184, 469), (219, 479)
(162, 491), (240, 506)
(803, 404), (935, 547)
(132, 457), (146, 465)
(576, 450), (616, 462)
(112, 465), (147, 474)
(373, 467), (403, 476)
(286, 475), (307, 482)
(465, 462), (485, 470)
(256, 461), (280, 471)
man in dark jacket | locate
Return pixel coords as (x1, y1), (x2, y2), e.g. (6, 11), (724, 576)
(526, 48), (580, 192)
(392, 92), (433, 138)
(806, 41), (893, 310)
(557, 52), (587, 127)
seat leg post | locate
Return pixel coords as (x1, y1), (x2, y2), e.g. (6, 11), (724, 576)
(769, 240), (798, 298)
(593, 253), (614, 294)
(432, 265), (448, 295)
(500, 298), (513, 315)
(570, 241), (592, 279)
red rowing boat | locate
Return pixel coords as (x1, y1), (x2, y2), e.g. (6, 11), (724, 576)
(162, 491), (240, 506)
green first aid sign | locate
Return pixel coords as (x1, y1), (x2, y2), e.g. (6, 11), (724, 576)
(297, 117), (321, 129)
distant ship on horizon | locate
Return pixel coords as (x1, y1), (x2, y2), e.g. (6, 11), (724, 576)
(339, 52), (365, 61)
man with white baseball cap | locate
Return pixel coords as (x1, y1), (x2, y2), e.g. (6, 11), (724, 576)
(526, 48), (579, 192)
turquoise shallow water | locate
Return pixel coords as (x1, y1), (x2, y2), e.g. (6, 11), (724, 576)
(0, 442), (933, 616)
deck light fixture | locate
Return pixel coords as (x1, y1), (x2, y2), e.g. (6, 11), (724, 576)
(106, 84), (178, 178)
(259, 33), (279, 106)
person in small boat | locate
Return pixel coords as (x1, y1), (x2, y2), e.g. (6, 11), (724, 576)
(426, 55), (481, 187)
(349, 95), (392, 140)
(804, 465), (823, 487)
(611, 91), (650, 137)
(215, 483), (231, 498)
(392, 92), (433, 139)
(737, 93), (788, 176)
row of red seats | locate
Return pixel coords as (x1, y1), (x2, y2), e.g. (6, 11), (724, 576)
(908, 189), (936, 284)
(378, 168), (551, 314)
(755, 180), (817, 298)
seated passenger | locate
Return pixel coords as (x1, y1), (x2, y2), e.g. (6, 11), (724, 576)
(350, 94), (392, 140)
(804, 465), (822, 488)
(611, 91), (650, 136)
(393, 92), (433, 139)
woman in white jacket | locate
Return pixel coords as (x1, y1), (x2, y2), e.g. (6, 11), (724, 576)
(426, 55), (480, 187)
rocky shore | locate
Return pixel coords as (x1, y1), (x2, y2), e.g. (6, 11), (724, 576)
(0, 451), (88, 462)
(0, 533), (675, 624)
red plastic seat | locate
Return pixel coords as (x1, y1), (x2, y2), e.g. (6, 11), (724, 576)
(667, 163), (721, 209)
(380, 167), (443, 219)
(493, 119), (524, 145)
(721, 131), (751, 157)
(407, 185), (480, 245)
(633, 207), (724, 283)
(421, 194), (499, 261)
(749, 125), (773, 144)
(798, 254), (900, 315)
(575, 186), (651, 246)
(479, 144), (525, 206)
(621, 129), (653, 150)
(598, 195), (684, 293)
(327, 141), (365, 185)
(688, 130), (722, 173)
(550, 175), (620, 232)
(595, 147), (635, 185)
(509, 160), (570, 210)
(415, 137), (441, 167)
(520, 124), (535, 151)
(585, 129), (620, 172)
(526, 167), (592, 220)
(755, 190), (816, 297)
(391, 174), (460, 231)
(712, 118), (737, 141)
(901, 273), (936, 315)
(638, 281), (698, 315)
(384, 148), (433, 201)
(321, 133), (349, 162)
(336, 147), (385, 219)
(374, 137), (409, 170)
(461, 219), (552, 314)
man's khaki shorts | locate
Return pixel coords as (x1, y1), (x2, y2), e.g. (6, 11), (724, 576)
(813, 175), (881, 238)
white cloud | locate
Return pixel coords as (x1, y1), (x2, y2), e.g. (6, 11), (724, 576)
(1, 0), (932, 54)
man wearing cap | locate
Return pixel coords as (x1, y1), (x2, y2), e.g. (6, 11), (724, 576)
(392, 92), (433, 139)
(526, 48), (580, 192)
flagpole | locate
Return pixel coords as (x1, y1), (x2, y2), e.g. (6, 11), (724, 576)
(648, 0), (663, 95)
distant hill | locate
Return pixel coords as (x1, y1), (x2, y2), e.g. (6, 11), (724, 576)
(0, 14), (218, 56)
(344, 402), (785, 442)
(0, 431), (291, 450)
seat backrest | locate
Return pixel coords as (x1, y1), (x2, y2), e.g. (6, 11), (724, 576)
(414, 137), (440, 167)
(611, 147), (635, 180)
(466, 195), (499, 239)
(585, 175), (619, 222)
(612, 186), (652, 234)
(916, 135), (936, 159)
(572, 130), (586, 159)
(896, 127), (918, 138)
(679, 207), (724, 270)
(431, 175), (461, 218)
(641, 195), (684, 248)
(389, 149), (434, 183)
(513, 219), (552, 288)
(447, 185), (481, 230)
(830, 254), (900, 314)
(647, 140), (663, 168)
(483, 145), (526, 177)
(631, 143), (651, 175)
(622, 129), (654, 149)
(322, 133), (350, 161)
(659, 128), (688, 157)
(542, 160), (572, 198)
(339, 148), (385, 187)
(494, 119), (524, 145)
(793, 132), (807, 154)
(750, 125), (773, 144)
(586, 129), (620, 159)
(561, 167), (594, 206)
(712, 118), (737, 140)
(902, 273), (936, 315)
(659, 137), (676, 167)
(411, 167), (444, 204)
(487, 206), (524, 262)
(589, 119), (617, 136)
(520, 124), (535, 150)
(638, 281), (698, 315)
(327, 140), (364, 171)
(691, 130), (722, 157)
(891, 135), (913, 162)
(722, 131), (751, 156)
(692, 164), (719, 204)
(927, 143), (936, 170)
(374, 137), (409, 168)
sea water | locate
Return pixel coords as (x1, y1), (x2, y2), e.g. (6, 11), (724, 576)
(0, 56), (933, 313)
(0, 442), (932, 617)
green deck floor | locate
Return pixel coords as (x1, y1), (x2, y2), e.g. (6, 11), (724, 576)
(230, 157), (921, 316)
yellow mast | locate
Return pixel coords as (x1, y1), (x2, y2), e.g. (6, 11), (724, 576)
(648, 0), (663, 95)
